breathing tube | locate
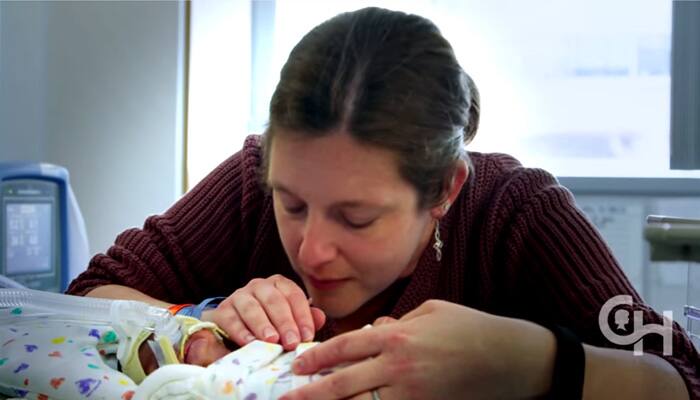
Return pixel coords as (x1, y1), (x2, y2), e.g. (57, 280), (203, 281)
(0, 288), (182, 362)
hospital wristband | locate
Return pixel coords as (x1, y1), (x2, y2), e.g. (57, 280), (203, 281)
(190, 296), (226, 319)
(168, 303), (194, 316)
(168, 297), (226, 319)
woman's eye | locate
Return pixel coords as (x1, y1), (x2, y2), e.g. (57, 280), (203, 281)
(342, 215), (376, 229)
(285, 205), (306, 215)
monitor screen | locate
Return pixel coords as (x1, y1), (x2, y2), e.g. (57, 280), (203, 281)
(5, 203), (52, 274)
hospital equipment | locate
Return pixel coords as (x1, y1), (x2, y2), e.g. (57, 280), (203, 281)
(0, 162), (89, 292)
(645, 215), (700, 349)
(0, 287), (183, 363)
(0, 288), (184, 399)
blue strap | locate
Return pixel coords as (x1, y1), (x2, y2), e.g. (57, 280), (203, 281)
(188, 296), (226, 319)
(175, 304), (195, 317)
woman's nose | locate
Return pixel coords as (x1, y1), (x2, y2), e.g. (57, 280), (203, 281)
(297, 216), (338, 270)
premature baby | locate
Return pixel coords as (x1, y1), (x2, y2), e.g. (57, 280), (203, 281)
(0, 304), (340, 400)
(135, 339), (338, 400)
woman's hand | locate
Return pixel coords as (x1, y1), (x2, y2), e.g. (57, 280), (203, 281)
(280, 300), (557, 400)
(203, 274), (326, 351)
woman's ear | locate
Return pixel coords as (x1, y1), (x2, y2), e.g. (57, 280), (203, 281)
(429, 159), (469, 219)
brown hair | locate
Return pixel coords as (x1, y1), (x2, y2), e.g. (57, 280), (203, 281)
(263, 7), (480, 208)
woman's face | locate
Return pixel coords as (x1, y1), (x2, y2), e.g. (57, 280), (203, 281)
(268, 131), (435, 319)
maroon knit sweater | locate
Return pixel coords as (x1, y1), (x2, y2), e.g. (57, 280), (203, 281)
(68, 135), (699, 398)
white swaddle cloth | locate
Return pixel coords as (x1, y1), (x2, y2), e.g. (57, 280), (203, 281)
(134, 340), (338, 400)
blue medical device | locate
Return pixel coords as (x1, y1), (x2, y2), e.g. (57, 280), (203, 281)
(0, 162), (89, 292)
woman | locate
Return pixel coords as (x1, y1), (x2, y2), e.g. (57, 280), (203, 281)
(68, 7), (698, 399)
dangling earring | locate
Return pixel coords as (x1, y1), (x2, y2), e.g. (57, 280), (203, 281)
(443, 202), (450, 213)
(433, 220), (443, 262)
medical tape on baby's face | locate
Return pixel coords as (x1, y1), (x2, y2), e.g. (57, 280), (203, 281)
(147, 340), (168, 368)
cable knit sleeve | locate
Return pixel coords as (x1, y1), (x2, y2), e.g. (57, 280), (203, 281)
(66, 135), (269, 304)
(498, 167), (699, 399)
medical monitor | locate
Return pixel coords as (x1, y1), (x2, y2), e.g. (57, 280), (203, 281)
(1, 179), (62, 290)
(0, 163), (90, 292)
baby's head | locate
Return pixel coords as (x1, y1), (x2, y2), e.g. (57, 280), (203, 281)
(139, 326), (234, 375)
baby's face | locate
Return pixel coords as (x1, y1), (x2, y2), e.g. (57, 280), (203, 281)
(183, 329), (231, 366)
(139, 329), (231, 375)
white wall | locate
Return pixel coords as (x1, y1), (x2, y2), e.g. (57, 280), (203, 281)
(0, 2), (48, 161)
(0, 1), (185, 263)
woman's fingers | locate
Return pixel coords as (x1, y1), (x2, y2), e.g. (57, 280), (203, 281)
(397, 299), (444, 322)
(210, 275), (322, 349)
(252, 283), (300, 350)
(281, 358), (386, 400)
(231, 288), (279, 343)
(212, 307), (256, 346)
(346, 392), (375, 400)
(310, 307), (327, 332)
(373, 316), (397, 326)
(273, 276), (318, 343)
(291, 327), (384, 375)
(218, 275), (323, 350)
